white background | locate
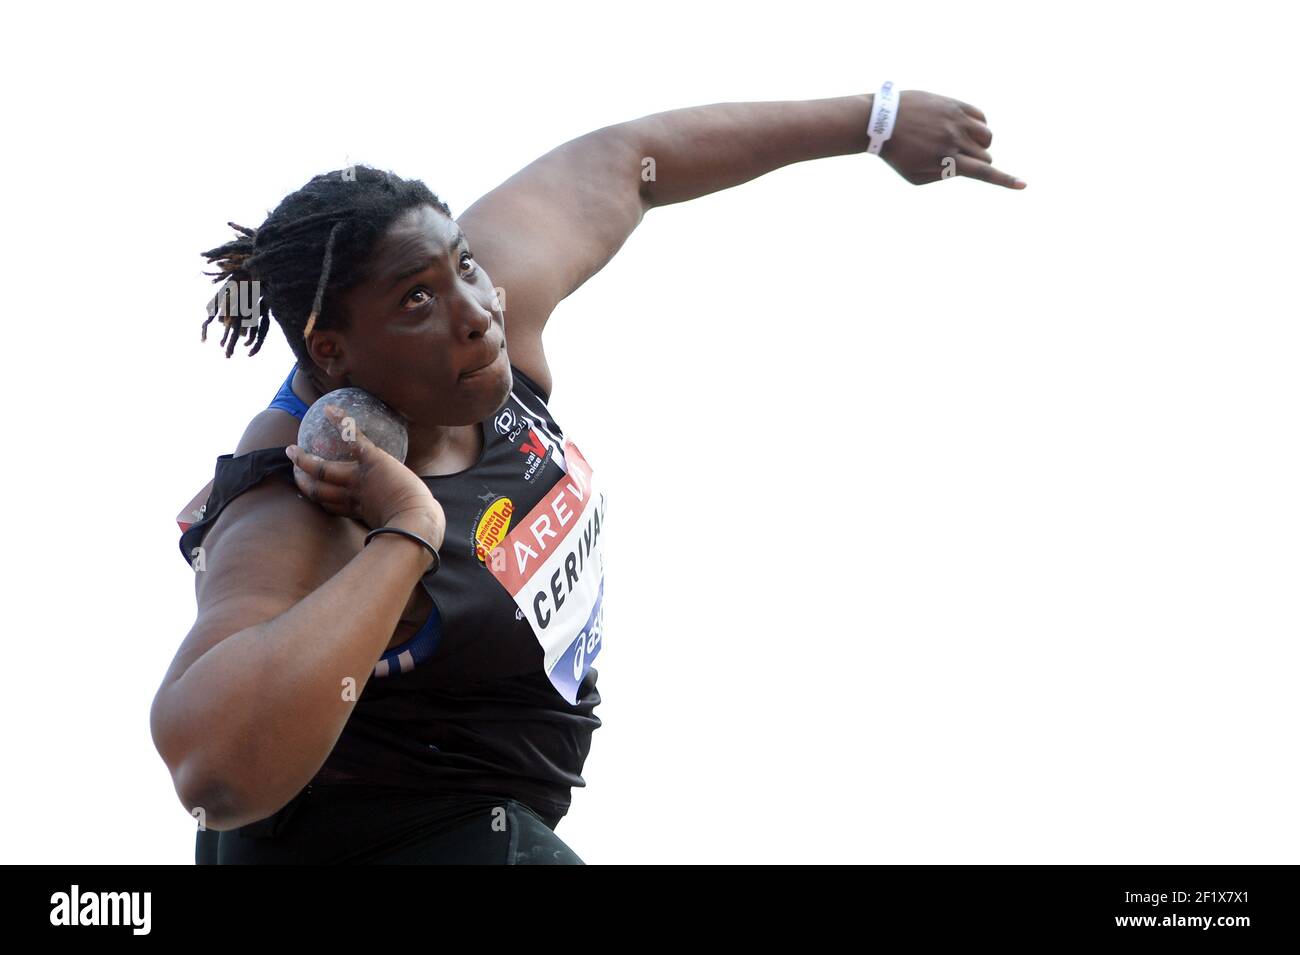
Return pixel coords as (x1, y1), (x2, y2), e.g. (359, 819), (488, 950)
(1, 0), (1295, 864)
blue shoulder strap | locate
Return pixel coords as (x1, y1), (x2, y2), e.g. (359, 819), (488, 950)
(268, 364), (309, 419)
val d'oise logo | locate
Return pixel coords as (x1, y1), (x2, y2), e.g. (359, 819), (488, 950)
(519, 428), (548, 459)
(516, 423), (554, 482)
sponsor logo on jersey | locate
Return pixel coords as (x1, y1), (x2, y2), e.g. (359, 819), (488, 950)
(494, 406), (518, 436)
(485, 438), (605, 703)
(518, 427), (554, 482)
(473, 497), (515, 565)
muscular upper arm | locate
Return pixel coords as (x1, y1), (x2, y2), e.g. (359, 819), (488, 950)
(152, 433), (345, 767)
(458, 124), (649, 400)
(160, 480), (336, 690)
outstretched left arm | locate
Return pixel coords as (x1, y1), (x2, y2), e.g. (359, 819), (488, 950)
(460, 90), (1022, 398)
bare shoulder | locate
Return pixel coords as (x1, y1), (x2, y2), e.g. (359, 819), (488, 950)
(235, 407), (301, 455)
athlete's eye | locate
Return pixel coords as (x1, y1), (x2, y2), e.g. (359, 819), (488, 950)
(403, 253), (475, 310)
(403, 287), (434, 310)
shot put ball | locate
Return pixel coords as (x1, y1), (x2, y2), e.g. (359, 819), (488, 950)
(297, 387), (409, 464)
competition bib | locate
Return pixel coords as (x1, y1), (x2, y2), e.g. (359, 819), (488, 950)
(482, 439), (606, 704)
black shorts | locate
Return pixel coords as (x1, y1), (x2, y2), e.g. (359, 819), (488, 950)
(195, 783), (585, 865)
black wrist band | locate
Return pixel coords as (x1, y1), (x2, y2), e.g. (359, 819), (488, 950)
(364, 526), (440, 575)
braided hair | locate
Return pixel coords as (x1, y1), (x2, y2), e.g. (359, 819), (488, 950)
(199, 164), (452, 378)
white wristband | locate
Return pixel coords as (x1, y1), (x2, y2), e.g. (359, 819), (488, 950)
(866, 81), (900, 155)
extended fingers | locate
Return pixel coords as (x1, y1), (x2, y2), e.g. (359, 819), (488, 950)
(953, 154), (1026, 189)
(952, 108), (1023, 186)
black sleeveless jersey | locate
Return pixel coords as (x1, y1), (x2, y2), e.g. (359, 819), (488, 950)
(177, 363), (606, 825)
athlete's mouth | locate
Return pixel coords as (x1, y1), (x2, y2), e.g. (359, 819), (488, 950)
(460, 343), (504, 379)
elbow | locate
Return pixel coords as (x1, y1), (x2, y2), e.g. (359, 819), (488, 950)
(180, 765), (307, 833)
(174, 762), (248, 832)
(161, 742), (307, 835)
(166, 746), (290, 833)
(151, 686), (262, 832)
(151, 679), (316, 831)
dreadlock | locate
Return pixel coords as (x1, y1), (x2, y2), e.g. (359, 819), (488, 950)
(199, 164), (452, 376)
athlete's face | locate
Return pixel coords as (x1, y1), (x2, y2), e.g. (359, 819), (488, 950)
(312, 203), (510, 426)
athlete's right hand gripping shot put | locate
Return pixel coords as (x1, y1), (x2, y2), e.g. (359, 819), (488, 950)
(288, 403), (444, 564)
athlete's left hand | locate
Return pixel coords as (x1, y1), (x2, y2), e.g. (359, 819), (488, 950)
(880, 90), (1025, 190)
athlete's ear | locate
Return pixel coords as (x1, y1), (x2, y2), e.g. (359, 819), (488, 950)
(306, 329), (351, 381)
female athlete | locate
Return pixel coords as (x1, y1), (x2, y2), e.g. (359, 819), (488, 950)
(150, 89), (1023, 864)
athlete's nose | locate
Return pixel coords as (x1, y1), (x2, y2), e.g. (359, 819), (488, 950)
(451, 286), (494, 341)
